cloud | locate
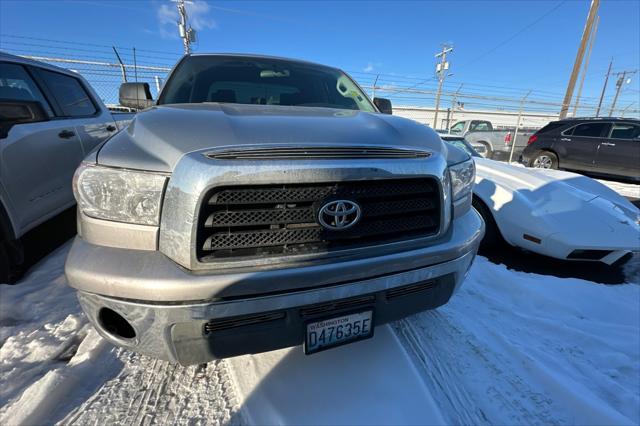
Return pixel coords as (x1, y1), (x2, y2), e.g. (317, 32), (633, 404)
(157, 1), (216, 39)
(157, 4), (178, 38)
(363, 62), (374, 73)
(187, 1), (216, 30)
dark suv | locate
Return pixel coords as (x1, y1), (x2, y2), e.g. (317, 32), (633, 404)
(521, 117), (640, 181)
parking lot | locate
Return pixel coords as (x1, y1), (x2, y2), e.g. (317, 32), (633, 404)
(1, 1), (639, 425)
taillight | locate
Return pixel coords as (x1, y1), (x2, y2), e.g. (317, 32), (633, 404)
(504, 133), (512, 145)
(527, 134), (538, 145)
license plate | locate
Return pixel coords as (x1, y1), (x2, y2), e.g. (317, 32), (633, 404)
(304, 310), (374, 355)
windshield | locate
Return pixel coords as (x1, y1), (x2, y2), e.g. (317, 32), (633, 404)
(449, 122), (465, 135)
(159, 55), (376, 112)
(442, 137), (481, 158)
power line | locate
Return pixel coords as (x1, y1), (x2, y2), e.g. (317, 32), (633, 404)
(460, 1), (567, 69)
(391, 0), (567, 94)
(0, 34), (183, 57)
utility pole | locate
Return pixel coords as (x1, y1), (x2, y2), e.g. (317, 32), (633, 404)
(433, 45), (453, 130)
(596, 58), (613, 117)
(559, 0), (600, 119)
(572, 15), (599, 117)
(173, 0), (195, 54)
(447, 83), (463, 131)
(609, 70), (637, 116)
(509, 90), (532, 164)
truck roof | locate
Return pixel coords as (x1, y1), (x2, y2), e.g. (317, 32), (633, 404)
(186, 53), (343, 72)
(558, 116), (640, 122)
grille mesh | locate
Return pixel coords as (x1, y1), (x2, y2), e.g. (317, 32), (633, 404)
(198, 178), (441, 261)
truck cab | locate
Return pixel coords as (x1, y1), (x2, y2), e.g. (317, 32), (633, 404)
(449, 120), (493, 135)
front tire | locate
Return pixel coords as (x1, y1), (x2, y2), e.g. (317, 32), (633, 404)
(529, 151), (558, 169)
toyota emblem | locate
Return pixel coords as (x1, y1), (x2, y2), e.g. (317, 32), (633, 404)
(318, 200), (361, 230)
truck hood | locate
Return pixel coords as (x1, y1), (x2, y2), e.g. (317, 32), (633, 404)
(98, 103), (446, 172)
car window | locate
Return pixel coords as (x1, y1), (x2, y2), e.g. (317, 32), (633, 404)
(0, 62), (53, 116)
(537, 122), (567, 134)
(450, 122), (465, 134)
(38, 69), (97, 117)
(609, 123), (640, 139)
(569, 122), (608, 138)
(472, 122), (490, 131)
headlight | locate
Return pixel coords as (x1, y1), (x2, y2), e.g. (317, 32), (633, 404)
(73, 163), (167, 225)
(448, 159), (475, 201)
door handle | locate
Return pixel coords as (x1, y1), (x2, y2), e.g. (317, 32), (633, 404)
(560, 138), (571, 142)
(106, 125), (117, 132)
(601, 142), (616, 147)
(58, 130), (75, 139)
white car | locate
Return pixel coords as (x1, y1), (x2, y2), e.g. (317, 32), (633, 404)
(442, 135), (640, 265)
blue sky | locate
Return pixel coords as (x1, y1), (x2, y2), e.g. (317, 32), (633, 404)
(1, 0), (638, 114)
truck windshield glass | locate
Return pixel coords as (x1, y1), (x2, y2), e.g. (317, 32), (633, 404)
(159, 56), (376, 112)
(450, 122), (465, 134)
(443, 138), (481, 157)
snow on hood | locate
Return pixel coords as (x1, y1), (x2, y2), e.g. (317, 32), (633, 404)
(474, 157), (638, 213)
(474, 157), (640, 244)
(98, 103), (445, 172)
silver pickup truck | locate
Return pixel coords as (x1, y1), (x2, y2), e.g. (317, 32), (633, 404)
(0, 53), (133, 282)
(65, 54), (484, 364)
(449, 119), (537, 160)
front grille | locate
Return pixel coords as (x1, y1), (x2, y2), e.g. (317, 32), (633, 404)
(206, 146), (431, 160)
(203, 311), (286, 334)
(198, 178), (441, 261)
(385, 280), (436, 300)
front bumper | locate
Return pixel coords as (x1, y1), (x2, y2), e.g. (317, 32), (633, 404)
(67, 209), (484, 365)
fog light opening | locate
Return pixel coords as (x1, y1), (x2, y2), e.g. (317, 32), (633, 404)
(98, 308), (136, 340)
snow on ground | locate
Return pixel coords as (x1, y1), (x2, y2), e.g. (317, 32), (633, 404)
(396, 257), (640, 425)
(1, 244), (638, 425)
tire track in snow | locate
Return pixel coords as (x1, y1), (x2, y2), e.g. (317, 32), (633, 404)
(394, 312), (564, 426)
(60, 348), (243, 425)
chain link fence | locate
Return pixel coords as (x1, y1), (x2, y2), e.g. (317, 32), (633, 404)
(21, 55), (171, 108)
(7, 51), (638, 134)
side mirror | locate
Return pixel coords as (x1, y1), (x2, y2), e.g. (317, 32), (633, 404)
(119, 82), (154, 110)
(373, 97), (392, 115)
(0, 99), (49, 139)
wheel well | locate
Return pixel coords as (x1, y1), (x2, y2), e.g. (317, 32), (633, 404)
(476, 140), (492, 151)
(534, 149), (560, 167)
(471, 194), (507, 242)
(0, 200), (15, 242)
